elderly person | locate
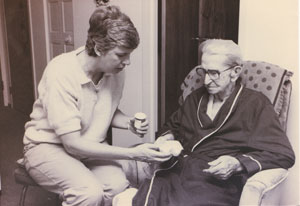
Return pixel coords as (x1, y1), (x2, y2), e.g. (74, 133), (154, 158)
(23, 5), (170, 206)
(132, 39), (295, 206)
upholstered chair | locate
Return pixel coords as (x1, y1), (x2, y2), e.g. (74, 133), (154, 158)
(179, 60), (293, 205)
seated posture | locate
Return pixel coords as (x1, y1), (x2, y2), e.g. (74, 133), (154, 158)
(133, 39), (295, 206)
(23, 5), (170, 206)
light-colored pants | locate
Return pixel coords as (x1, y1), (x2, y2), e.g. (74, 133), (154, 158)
(24, 143), (129, 206)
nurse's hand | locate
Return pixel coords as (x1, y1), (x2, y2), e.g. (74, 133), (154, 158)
(154, 132), (175, 145)
(131, 143), (172, 162)
(203, 155), (244, 180)
(128, 117), (149, 138)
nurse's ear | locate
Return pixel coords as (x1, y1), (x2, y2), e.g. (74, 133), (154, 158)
(94, 47), (101, 57)
(230, 65), (242, 82)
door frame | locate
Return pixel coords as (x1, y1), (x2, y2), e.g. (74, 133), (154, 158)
(0, 0), (12, 106)
(27, 0), (51, 99)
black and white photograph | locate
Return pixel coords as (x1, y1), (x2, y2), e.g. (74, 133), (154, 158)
(0, 0), (299, 205)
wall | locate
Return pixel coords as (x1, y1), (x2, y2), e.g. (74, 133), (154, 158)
(73, 0), (158, 146)
(239, 0), (299, 205)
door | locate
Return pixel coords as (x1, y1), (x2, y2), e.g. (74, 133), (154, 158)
(3, 0), (34, 115)
(159, 0), (200, 128)
(198, 0), (239, 44)
(159, 0), (240, 128)
(47, 0), (74, 59)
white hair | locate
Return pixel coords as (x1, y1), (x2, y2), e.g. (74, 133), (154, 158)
(201, 39), (243, 66)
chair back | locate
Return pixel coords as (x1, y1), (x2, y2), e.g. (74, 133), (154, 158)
(179, 61), (293, 131)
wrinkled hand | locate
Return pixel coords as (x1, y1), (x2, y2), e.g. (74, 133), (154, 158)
(203, 155), (244, 180)
(132, 143), (172, 163)
(128, 117), (149, 137)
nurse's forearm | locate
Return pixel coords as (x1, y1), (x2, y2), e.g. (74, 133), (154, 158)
(111, 109), (131, 129)
(60, 131), (134, 160)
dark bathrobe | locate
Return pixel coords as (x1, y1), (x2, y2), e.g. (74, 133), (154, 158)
(133, 83), (295, 206)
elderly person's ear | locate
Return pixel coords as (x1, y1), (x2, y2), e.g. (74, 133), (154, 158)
(230, 65), (242, 82)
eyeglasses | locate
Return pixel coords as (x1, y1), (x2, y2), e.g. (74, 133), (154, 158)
(198, 65), (236, 80)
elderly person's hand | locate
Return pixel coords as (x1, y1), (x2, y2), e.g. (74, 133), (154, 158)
(203, 155), (244, 180)
(131, 143), (172, 163)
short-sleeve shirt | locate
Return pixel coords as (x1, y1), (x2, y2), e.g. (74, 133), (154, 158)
(24, 47), (125, 144)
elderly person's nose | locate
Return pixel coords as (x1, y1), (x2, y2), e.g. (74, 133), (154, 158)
(204, 74), (213, 84)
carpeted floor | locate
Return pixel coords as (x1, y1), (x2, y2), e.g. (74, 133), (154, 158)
(0, 107), (58, 206)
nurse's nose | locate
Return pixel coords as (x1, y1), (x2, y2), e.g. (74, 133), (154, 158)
(123, 55), (131, 66)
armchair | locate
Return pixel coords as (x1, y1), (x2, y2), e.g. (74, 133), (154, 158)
(179, 60), (293, 205)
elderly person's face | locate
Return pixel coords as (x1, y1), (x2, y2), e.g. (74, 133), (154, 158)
(202, 53), (234, 95)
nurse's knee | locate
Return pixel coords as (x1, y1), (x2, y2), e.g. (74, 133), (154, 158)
(102, 177), (129, 206)
(109, 176), (129, 195)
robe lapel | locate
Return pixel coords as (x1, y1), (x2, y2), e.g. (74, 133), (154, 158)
(192, 83), (244, 152)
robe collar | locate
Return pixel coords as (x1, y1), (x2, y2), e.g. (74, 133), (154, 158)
(192, 81), (244, 152)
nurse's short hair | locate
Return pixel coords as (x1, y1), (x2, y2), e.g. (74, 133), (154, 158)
(201, 39), (243, 67)
(86, 5), (140, 56)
